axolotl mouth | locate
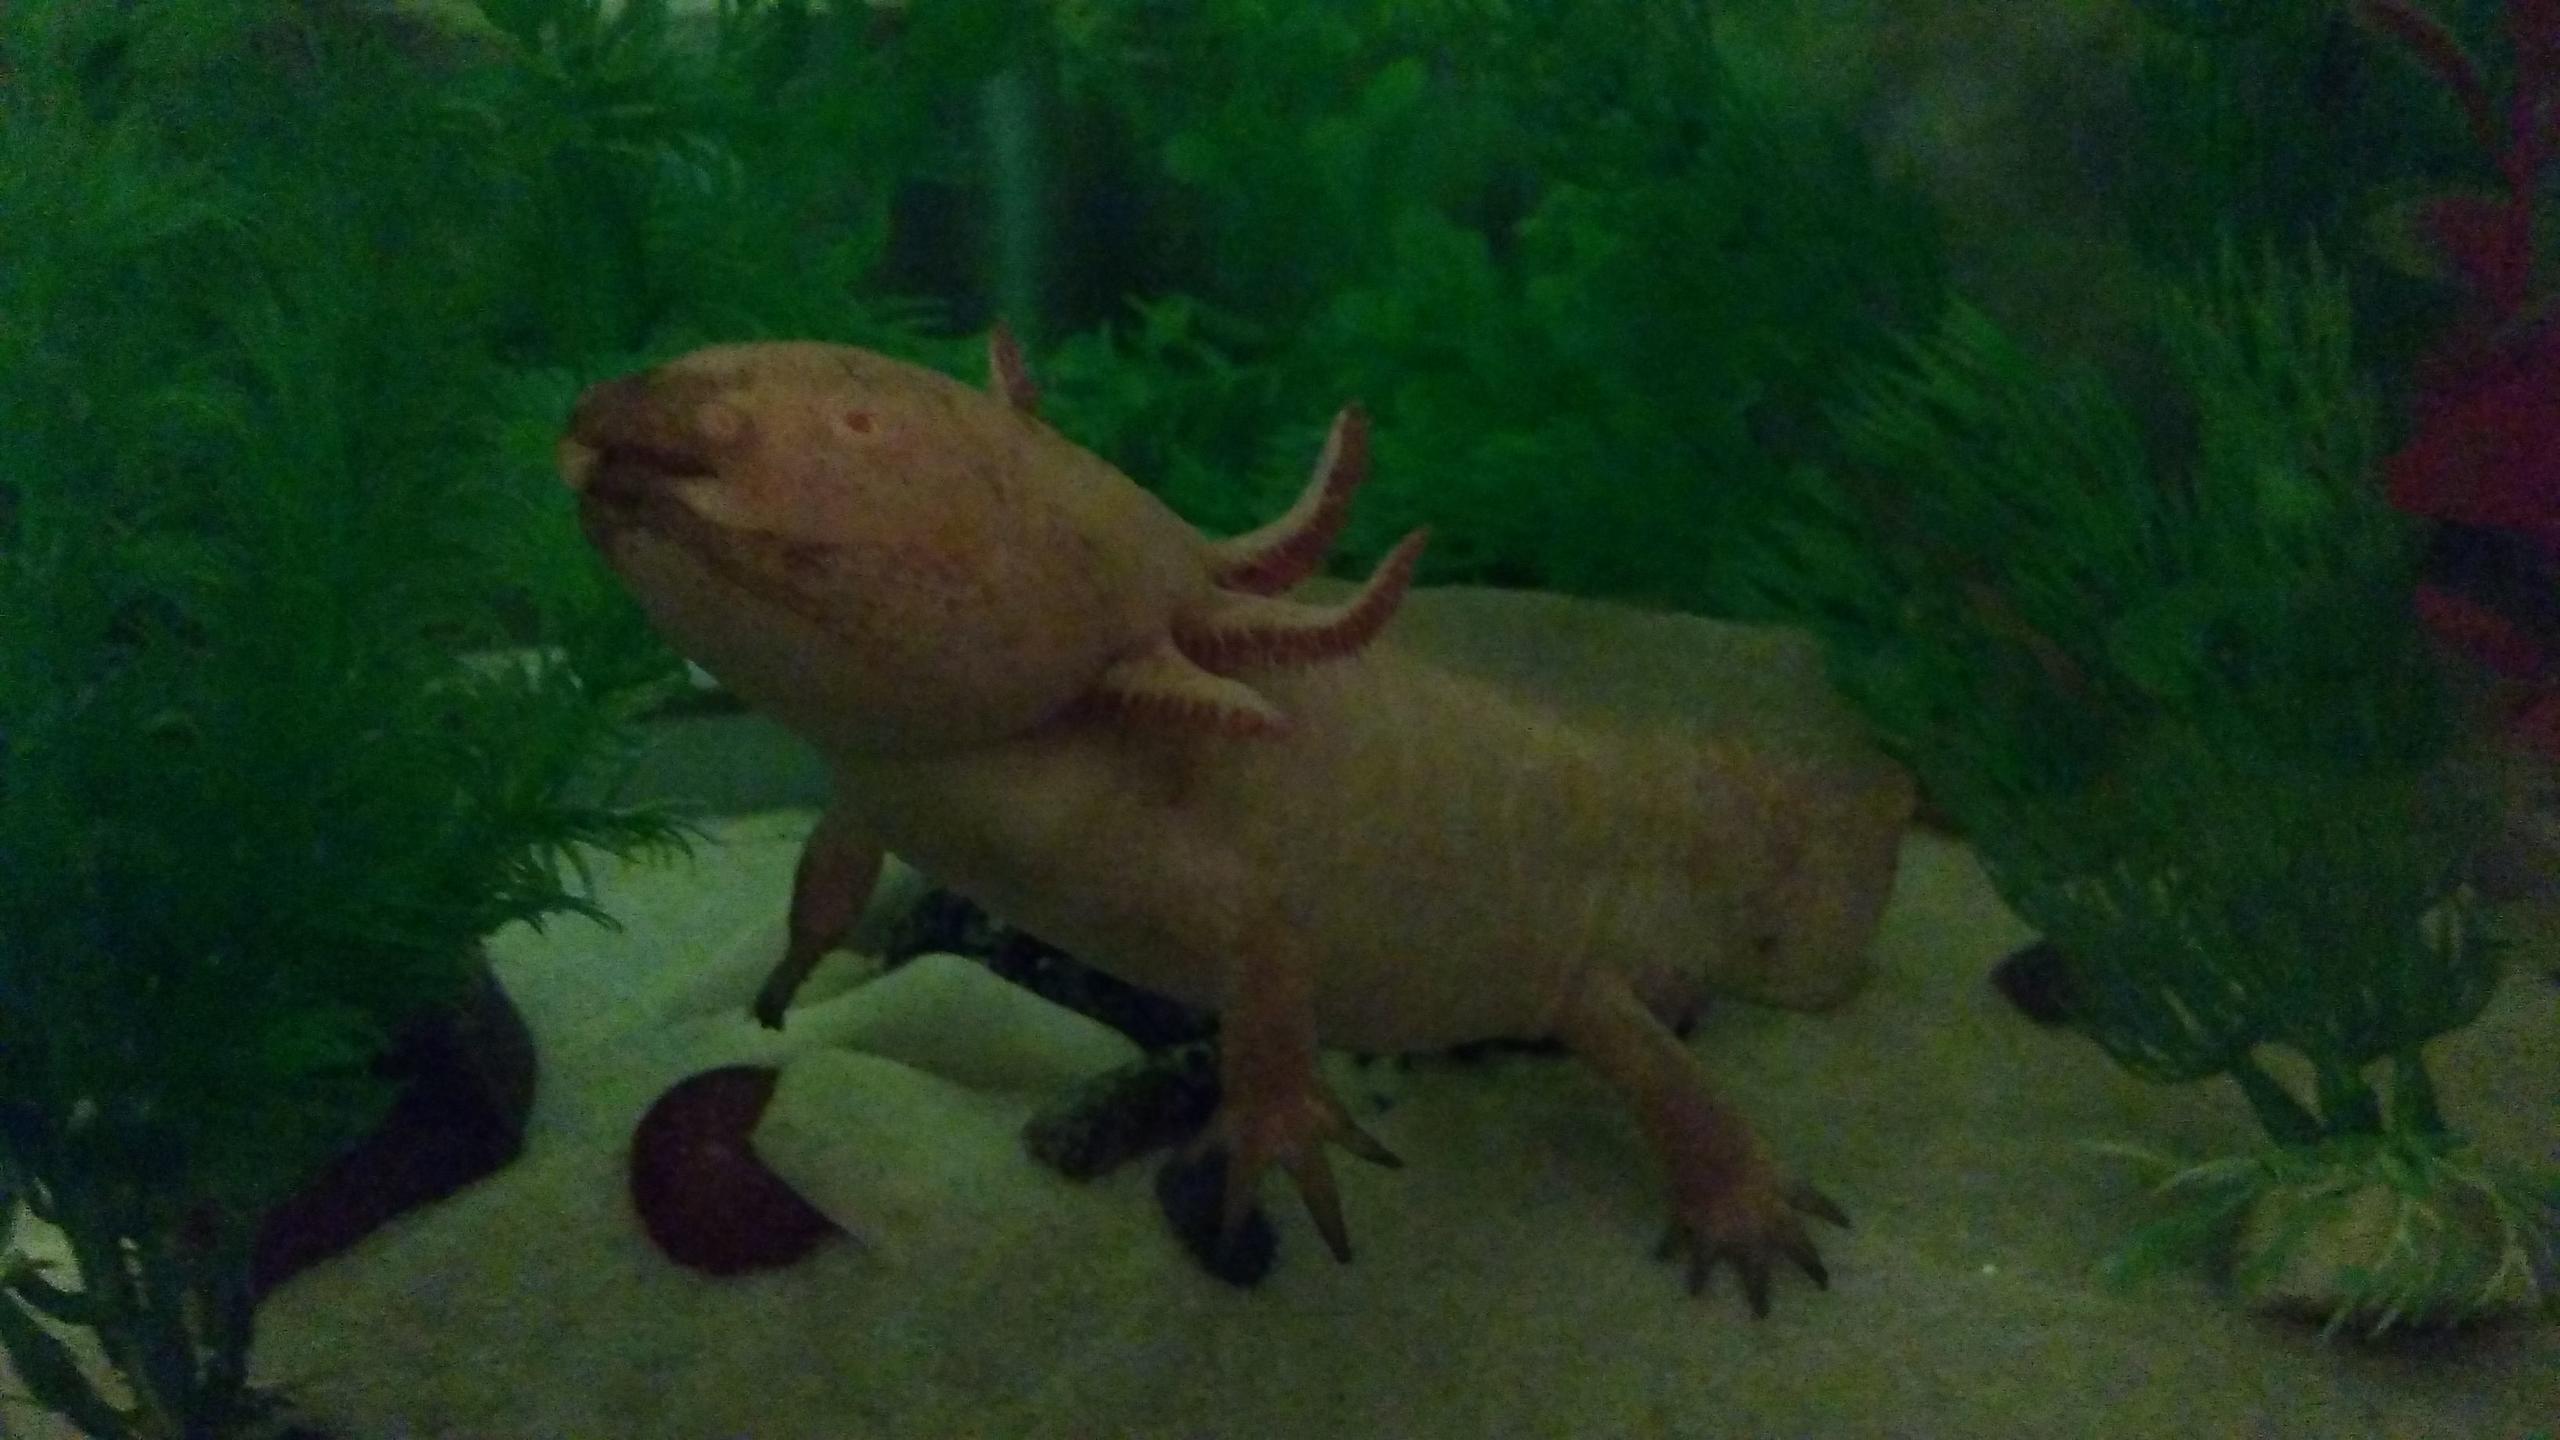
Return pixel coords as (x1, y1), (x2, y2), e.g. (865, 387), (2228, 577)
(553, 367), (854, 661)
(555, 373), (723, 508)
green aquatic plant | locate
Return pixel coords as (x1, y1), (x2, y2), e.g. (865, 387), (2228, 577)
(0, 0), (994, 1430)
(1033, 0), (1945, 606)
(2094, 1130), (2555, 1335)
(2116, 0), (2514, 378)
(1719, 243), (2555, 1330)
(453, 0), (1012, 360)
(2119, 0), (2447, 255)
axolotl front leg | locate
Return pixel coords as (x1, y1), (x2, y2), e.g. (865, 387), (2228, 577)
(1193, 896), (1403, 1262)
(753, 796), (884, 1030)
(747, 790), (1402, 1265)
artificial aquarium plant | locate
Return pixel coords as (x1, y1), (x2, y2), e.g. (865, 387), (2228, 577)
(1722, 242), (2556, 1334)
(2359, 0), (2560, 770)
(1022, 0), (1944, 608)
(0, 0), (933, 1432)
(2108, 0), (2560, 757)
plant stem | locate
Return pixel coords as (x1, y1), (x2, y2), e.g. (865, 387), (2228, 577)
(57, 1191), (164, 1438)
(199, 1223), (257, 1420)
(127, 1221), (205, 1440)
(2313, 1059), (2385, 1136)
(2227, 1051), (2323, 1144)
(2387, 1046), (2448, 1135)
(52, 1180), (200, 1440)
(982, 64), (1048, 335)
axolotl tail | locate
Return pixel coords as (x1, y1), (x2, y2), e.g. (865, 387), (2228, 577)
(1670, 733), (1918, 1014)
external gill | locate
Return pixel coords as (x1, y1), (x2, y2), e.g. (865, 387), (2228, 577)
(981, 324), (1426, 737)
(1174, 526), (1431, 675)
(1205, 405), (1372, 596)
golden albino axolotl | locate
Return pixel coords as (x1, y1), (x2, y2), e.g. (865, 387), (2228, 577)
(556, 330), (1915, 1317)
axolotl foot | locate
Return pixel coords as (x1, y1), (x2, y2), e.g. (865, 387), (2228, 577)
(1655, 1164), (1849, 1318)
(1196, 1074), (1403, 1265)
(1558, 967), (1851, 1319)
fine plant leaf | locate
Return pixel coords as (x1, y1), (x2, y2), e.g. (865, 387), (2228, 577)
(2093, 1132), (2559, 1334)
(1721, 240), (2501, 1147)
(0, 5), (938, 1424)
(0, 1285), (123, 1438)
(4, 1255), (99, 1330)
(1042, 0), (1943, 600)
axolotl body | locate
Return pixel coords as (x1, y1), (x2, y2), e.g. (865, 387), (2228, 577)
(559, 334), (1915, 1315)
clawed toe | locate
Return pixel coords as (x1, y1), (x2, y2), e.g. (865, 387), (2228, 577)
(1787, 1180), (1849, 1230)
(1207, 1089), (1402, 1265)
(1657, 1222), (1828, 1318)
(1777, 1230), (1829, 1290)
(1659, 1179), (1849, 1318)
(1273, 1147), (1351, 1262)
(1331, 1113), (1404, 1170)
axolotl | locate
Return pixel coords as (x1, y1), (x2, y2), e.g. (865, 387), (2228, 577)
(557, 332), (1915, 1316)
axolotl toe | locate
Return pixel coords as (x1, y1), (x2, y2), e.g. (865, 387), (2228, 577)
(560, 331), (1915, 1317)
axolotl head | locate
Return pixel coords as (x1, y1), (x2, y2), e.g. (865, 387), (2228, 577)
(558, 341), (1198, 756)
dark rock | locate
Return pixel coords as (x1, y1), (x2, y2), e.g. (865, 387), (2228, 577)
(885, 888), (1620, 1076)
(251, 959), (537, 1297)
(880, 888), (1016, 965)
(1990, 939), (2078, 1026)
(1023, 1041), (1221, 1180)
(1428, 1035), (1571, 1064)
(627, 1065), (840, 1276)
(1155, 1143), (1274, 1289)
(884, 888), (1215, 1051)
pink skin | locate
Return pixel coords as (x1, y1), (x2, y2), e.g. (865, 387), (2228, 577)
(560, 332), (1913, 1315)
(561, 336), (1412, 753)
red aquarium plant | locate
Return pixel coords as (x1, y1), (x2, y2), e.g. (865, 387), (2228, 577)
(2359, 0), (2560, 761)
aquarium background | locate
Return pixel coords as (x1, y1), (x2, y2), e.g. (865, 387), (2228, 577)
(3, 1), (2556, 1437)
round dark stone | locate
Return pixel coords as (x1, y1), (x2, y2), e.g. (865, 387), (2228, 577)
(252, 958), (538, 1298)
(628, 1064), (839, 1275)
(1990, 939), (2079, 1027)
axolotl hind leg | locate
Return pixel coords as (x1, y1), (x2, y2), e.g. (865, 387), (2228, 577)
(1556, 967), (1847, 1318)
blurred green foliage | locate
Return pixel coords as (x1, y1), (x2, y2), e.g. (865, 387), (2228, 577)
(0, 0), (962, 1431)
(3, 2), (2545, 1422)
(1720, 243), (2505, 1145)
(1028, 0), (1947, 604)
(2118, 0), (2530, 394)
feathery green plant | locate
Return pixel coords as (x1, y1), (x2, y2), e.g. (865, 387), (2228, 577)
(0, 0), (997, 1431)
(1031, 0), (1946, 606)
(2117, 0), (2512, 386)
(1719, 242), (2553, 1329)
